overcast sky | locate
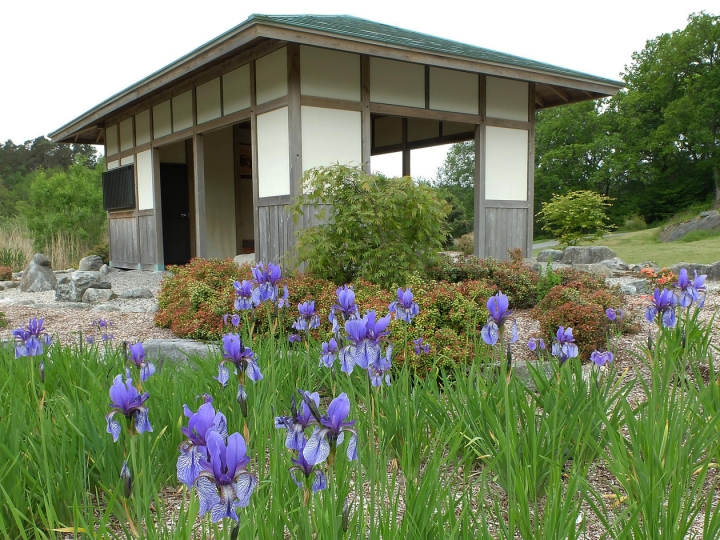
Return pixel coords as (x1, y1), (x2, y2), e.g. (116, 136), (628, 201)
(0, 0), (715, 179)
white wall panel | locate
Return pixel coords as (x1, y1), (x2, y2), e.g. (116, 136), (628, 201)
(203, 127), (236, 258)
(370, 58), (424, 108)
(407, 118), (439, 142)
(135, 110), (151, 146)
(301, 106), (361, 173)
(257, 107), (290, 198)
(153, 101), (172, 139)
(172, 91), (193, 132)
(196, 78), (221, 124)
(223, 65), (251, 114)
(256, 47), (287, 105)
(119, 118), (134, 152)
(429, 67), (478, 115)
(120, 155), (135, 166)
(486, 77), (528, 121)
(300, 46), (360, 101)
(106, 124), (119, 155)
(136, 150), (154, 210)
(485, 126), (528, 201)
(374, 116), (402, 147)
(107, 160), (119, 170)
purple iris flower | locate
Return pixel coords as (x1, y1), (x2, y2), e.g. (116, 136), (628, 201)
(233, 280), (256, 311)
(303, 393), (358, 466)
(277, 285), (289, 309)
(590, 350), (614, 367)
(388, 287), (419, 323)
(223, 313), (241, 327)
(127, 341), (155, 382)
(289, 436), (327, 493)
(195, 431), (257, 523)
(487, 292), (511, 326)
(605, 308), (623, 322)
(330, 285), (359, 334)
(321, 338), (339, 367)
(645, 288), (676, 328)
(13, 317), (51, 358)
(289, 333), (302, 343)
(93, 318), (114, 341)
(369, 345), (392, 387)
(528, 337), (546, 352)
(342, 310), (392, 372)
(275, 392), (320, 451)
(551, 326), (579, 365)
(251, 262), (283, 303)
(219, 333), (263, 384)
(177, 402), (228, 487)
(413, 337), (430, 355)
(105, 374), (152, 442)
(292, 300), (321, 332)
(675, 269), (707, 309)
(481, 319), (518, 347)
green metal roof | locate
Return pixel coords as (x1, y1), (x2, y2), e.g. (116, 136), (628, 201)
(248, 14), (622, 86)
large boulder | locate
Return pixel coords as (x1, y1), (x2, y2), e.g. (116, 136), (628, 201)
(234, 254), (255, 267)
(659, 211), (720, 242)
(536, 249), (564, 263)
(572, 263), (613, 278)
(20, 253), (57, 292)
(82, 288), (117, 304)
(670, 261), (720, 282)
(142, 339), (221, 363)
(560, 246), (617, 265)
(55, 270), (111, 302)
(78, 255), (104, 271)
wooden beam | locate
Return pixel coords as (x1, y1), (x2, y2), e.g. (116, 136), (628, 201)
(370, 102), (481, 125)
(192, 133), (208, 258)
(371, 130), (474, 155)
(287, 43), (302, 256)
(299, 95), (362, 112)
(534, 93), (545, 108)
(360, 55), (371, 173)
(485, 118), (531, 130)
(549, 85), (570, 103)
(254, 95), (290, 115)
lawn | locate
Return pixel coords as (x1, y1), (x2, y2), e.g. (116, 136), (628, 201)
(533, 227), (720, 268)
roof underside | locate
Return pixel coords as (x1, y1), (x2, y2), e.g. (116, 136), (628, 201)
(50, 14), (623, 144)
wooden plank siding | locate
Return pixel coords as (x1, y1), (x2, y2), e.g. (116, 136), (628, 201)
(484, 207), (528, 260)
(138, 214), (157, 268)
(109, 217), (139, 268)
(257, 204), (292, 264)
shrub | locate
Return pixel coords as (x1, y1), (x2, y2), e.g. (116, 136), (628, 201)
(290, 165), (449, 289)
(456, 233), (474, 255)
(536, 190), (614, 246)
(0, 310), (6, 329)
(0, 266), (12, 281)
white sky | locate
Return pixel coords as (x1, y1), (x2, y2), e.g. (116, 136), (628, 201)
(0, 0), (715, 180)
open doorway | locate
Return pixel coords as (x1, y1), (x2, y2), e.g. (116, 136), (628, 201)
(159, 141), (192, 265)
(233, 122), (254, 255)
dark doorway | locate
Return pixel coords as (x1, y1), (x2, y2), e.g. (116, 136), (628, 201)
(160, 163), (192, 265)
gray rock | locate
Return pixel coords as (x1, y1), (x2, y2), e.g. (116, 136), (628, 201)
(55, 271), (111, 302)
(560, 246), (617, 265)
(522, 258), (541, 272)
(147, 302), (159, 313)
(659, 212), (720, 242)
(700, 210), (719, 218)
(20, 254), (57, 292)
(100, 264), (109, 275)
(599, 257), (629, 272)
(54, 275), (74, 302)
(34, 302), (93, 310)
(82, 288), (117, 304)
(537, 249), (565, 263)
(93, 303), (121, 312)
(233, 254), (256, 267)
(142, 338), (221, 363)
(572, 263), (613, 278)
(670, 261), (720, 282)
(627, 279), (650, 294)
(122, 306), (149, 313)
(620, 284), (637, 295)
(0, 298), (35, 306)
(79, 255), (104, 271)
(0, 281), (19, 290)
(119, 288), (154, 299)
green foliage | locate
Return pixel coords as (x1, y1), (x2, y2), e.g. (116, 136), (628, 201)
(619, 213), (648, 231)
(0, 311), (5, 329)
(456, 233), (474, 255)
(678, 227), (720, 242)
(436, 140), (475, 222)
(291, 165), (449, 288)
(0, 266), (12, 281)
(537, 190), (614, 246)
(85, 243), (110, 264)
(434, 187), (472, 243)
(0, 247), (25, 270)
(536, 259), (562, 302)
(17, 160), (105, 250)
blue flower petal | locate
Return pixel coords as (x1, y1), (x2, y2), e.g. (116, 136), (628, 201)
(195, 476), (221, 518)
(312, 470), (327, 492)
(233, 472), (257, 507)
(303, 428), (331, 466)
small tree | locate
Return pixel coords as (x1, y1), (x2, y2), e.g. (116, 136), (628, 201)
(536, 190), (614, 246)
(290, 165), (449, 288)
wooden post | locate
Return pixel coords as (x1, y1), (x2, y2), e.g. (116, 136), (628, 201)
(287, 43), (302, 259)
(193, 133), (208, 258)
(151, 147), (165, 270)
(361, 55), (371, 173)
(250, 60), (260, 263)
(526, 82), (536, 257)
(474, 74), (487, 258)
(401, 117), (410, 177)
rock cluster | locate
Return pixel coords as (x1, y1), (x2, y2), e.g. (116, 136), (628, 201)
(658, 210), (720, 242)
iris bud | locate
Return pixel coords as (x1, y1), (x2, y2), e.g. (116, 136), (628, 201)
(121, 461), (132, 498)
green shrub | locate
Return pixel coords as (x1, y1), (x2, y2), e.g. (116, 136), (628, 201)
(0, 247), (26, 270)
(456, 233), (474, 255)
(536, 259), (562, 302)
(621, 213), (648, 231)
(536, 190), (614, 246)
(679, 228), (720, 242)
(290, 165), (449, 289)
(0, 310), (6, 329)
(0, 266), (12, 281)
(84, 243), (109, 264)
